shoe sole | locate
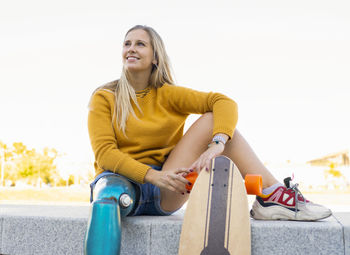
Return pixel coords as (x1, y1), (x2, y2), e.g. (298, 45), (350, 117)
(251, 201), (332, 221)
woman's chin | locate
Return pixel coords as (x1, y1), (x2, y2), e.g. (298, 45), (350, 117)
(124, 65), (150, 73)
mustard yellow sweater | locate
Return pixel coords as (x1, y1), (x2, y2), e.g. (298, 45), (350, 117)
(88, 83), (238, 184)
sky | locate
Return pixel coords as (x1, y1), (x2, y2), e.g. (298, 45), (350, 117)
(1, 0), (350, 171)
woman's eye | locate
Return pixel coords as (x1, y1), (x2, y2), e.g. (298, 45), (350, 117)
(137, 42), (145, 46)
(124, 41), (130, 46)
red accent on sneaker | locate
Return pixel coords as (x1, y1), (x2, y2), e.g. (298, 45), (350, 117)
(261, 186), (309, 207)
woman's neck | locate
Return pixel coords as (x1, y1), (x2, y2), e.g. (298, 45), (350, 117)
(128, 71), (151, 91)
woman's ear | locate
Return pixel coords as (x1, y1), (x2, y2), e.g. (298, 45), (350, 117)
(152, 59), (157, 65)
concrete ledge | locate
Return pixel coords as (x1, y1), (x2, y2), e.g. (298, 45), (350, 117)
(0, 204), (89, 255)
(334, 212), (350, 255)
(251, 217), (344, 254)
(0, 204), (348, 255)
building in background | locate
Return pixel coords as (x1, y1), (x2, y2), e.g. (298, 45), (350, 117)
(307, 150), (349, 167)
(306, 149), (350, 190)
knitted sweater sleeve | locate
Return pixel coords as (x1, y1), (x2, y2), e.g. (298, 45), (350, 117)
(164, 85), (238, 138)
(88, 90), (150, 183)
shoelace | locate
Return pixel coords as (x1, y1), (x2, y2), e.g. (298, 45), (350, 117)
(287, 182), (306, 219)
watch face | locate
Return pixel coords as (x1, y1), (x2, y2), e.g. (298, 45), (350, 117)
(213, 135), (226, 145)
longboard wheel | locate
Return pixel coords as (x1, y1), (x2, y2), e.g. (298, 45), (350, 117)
(185, 171), (198, 191)
(245, 174), (262, 195)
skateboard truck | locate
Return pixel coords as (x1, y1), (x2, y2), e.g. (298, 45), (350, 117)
(84, 175), (137, 255)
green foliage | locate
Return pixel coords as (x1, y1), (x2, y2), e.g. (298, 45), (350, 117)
(0, 141), (13, 161)
(56, 174), (75, 186)
(0, 141), (62, 186)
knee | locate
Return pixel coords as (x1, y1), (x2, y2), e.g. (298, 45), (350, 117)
(93, 175), (138, 216)
(201, 112), (214, 130)
(202, 112), (213, 121)
(187, 112), (213, 136)
(94, 175), (136, 201)
(197, 112), (213, 128)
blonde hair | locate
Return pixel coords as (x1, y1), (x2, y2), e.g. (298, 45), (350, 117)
(92, 25), (175, 135)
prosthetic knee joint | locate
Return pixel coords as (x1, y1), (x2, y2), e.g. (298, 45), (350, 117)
(84, 175), (137, 255)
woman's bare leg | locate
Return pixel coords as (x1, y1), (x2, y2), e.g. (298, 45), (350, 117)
(160, 113), (213, 212)
(160, 113), (278, 212)
(223, 130), (278, 189)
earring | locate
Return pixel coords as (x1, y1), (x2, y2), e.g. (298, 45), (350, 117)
(152, 63), (158, 70)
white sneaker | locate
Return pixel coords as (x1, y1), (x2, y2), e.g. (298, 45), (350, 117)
(250, 177), (332, 221)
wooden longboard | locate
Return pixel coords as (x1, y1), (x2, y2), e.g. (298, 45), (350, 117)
(178, 156), (251, 255)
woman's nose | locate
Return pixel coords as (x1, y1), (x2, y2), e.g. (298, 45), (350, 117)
(128, 44), (136, 53)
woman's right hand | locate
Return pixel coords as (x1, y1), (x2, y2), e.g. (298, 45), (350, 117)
(144, 168), (191, 195)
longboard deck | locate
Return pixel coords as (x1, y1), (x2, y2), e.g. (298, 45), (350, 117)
(178, 156), (251, 255)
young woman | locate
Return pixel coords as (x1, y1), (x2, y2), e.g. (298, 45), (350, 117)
(88, 25), (331, 221)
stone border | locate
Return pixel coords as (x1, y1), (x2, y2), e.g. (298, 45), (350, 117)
(0, 204), (348, 255)
(334, 212), (350, 255)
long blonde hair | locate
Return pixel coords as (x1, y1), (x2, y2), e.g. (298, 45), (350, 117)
(93, 25), (175, 135)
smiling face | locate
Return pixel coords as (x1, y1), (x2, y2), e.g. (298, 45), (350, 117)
(122, 29), (156, 74)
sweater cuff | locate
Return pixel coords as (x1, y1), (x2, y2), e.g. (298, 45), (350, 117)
(213, 126), (235, 140)
(117, 160), (151, 184)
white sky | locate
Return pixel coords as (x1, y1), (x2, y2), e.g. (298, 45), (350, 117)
(1, 0), (350, 167)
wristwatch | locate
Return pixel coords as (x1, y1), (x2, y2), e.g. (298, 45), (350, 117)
(208, 135), (227, 147)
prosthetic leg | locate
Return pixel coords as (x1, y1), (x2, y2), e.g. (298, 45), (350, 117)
(84, 174), (138, 255)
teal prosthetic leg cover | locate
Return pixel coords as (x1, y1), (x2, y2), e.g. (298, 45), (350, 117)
(84, 175), (137, 255)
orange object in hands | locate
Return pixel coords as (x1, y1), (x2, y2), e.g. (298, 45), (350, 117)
(244, 174), (262, 196)
(185, 171), (198, 191)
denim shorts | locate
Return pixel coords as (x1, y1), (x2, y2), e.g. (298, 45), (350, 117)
(90, 165), (178, 216)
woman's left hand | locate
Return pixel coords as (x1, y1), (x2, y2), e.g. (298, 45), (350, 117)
(189, 143), (225, 172)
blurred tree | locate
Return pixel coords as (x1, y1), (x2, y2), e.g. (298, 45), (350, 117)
(15, 146), (61, 186)
(0, 141), (61, 186)
(13, 142), (27, 155)
(0, 141), (15, 186)
(57, 174), (75, 187)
